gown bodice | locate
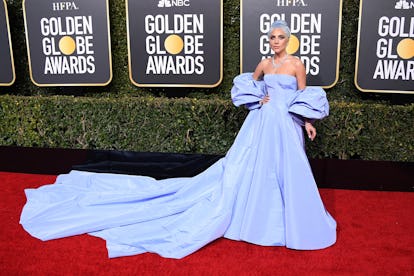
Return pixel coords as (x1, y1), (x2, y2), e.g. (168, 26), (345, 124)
(263, 74), (299, 111)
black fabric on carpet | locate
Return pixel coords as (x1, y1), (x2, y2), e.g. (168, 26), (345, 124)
(73, 150), (223, 179)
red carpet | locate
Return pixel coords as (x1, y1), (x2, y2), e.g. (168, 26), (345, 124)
(0, 171), (413, 275)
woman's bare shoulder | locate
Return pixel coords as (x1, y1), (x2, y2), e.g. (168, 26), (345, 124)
(289, 56), (305, 70)
(259, 58), (272, 66)
(255, 58), (271, 72)
(288, 55), (302, 64)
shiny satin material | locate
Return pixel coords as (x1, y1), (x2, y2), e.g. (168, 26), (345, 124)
(20, 73), (336, 259)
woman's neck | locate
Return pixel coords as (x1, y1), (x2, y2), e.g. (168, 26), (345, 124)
(273, 51), (288, 60)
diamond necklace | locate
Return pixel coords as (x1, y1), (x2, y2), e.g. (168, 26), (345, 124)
(271, 54), (288, 69)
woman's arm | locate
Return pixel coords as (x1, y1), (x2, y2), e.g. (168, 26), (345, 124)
(294, 58), (306, 90)
(253, 60), (270, 105)
(252, 59), (266, 81)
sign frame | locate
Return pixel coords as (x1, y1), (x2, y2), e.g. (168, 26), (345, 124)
(354, 0), (414, 94)
(240, 0), (343, 89)
(126, 0), (223, 88)
(0, 0), (15, 86)
(22, 0), (113, 87)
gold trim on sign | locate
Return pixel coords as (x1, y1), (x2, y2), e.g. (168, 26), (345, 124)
(324, 0), (343, 89)
(127, 0), (223, 88)
(239, 0), (243, 74)
(0, 0), (15, 86)
(354, 0), (366, 93)
(240, 0), (343, 89)
(23, 0), (113, 87)
(354, 0), (413, 94)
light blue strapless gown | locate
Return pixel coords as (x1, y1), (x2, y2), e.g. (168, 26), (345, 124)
(20, 74), (336, 259)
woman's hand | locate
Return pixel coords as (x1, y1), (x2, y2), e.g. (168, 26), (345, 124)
(259, 95), (270, 105)
(305, 121), (316, 141)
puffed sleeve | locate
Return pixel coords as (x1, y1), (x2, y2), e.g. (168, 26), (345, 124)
(288, 86), (329, 125)
(231, 73), (267, 110)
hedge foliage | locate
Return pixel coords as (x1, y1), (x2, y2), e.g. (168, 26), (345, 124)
(1, 95), (413, 161)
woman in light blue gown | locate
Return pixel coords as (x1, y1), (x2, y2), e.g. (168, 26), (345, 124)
(20, 20), (336, 259)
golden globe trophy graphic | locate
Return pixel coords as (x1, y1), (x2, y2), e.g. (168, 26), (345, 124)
(23, 0), (112, 86)
(286, 34), (300, 55)
(164, 34), (184, 55)
(127, 0), (222, 87)
(355, 0), (414, 93)
(396, 38), (414, 60)
(59, 36), (76, 55)
(241, 0), (343, 88)
(0, 0), (15, 86)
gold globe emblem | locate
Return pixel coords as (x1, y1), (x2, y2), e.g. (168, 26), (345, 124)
(59, 36), (76, 55)
(286, 34), (300, 55)
(396, 38), (414, 60)
(164, 34), (184, 55)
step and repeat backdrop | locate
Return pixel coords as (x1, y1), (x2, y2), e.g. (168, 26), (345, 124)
(1, 0), (413, 93)
(23, 0), (112, 86)
(127, 0), (222, 87)
(355, 0), (414, 94)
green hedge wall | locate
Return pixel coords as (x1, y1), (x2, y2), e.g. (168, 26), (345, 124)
(1, 95), (413, 161)
(0, 0), (413, 162)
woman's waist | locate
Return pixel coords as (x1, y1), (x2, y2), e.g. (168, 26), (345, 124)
(266, 94), (293, 104)
(265, 100), (290, 111)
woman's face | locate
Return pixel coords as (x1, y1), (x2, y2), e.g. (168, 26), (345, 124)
(269, 28), (289, 54)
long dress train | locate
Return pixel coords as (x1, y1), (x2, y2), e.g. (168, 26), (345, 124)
(20, 73), (336, 259)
